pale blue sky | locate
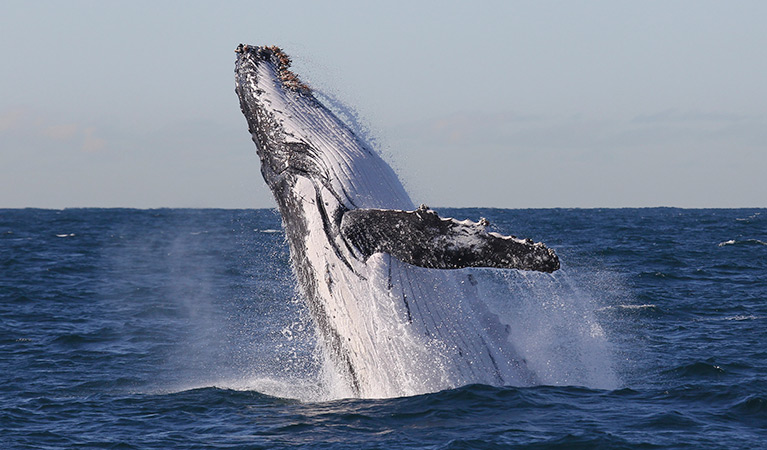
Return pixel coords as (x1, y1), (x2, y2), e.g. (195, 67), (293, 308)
(2, 0), (765, 208)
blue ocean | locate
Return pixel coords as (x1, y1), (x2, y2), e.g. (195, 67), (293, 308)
(2, 207), (765, 449)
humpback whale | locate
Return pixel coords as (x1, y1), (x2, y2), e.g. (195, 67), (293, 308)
(234, 44), (559, 398)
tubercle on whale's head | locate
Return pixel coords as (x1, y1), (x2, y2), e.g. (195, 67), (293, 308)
(235, 44), (311, 94)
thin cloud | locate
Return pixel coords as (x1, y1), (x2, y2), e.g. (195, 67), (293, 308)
(0, 107), (31, 132)
(44, 124), (79, 141)
(82, 127), (106, 153)
(0, 107), (107, 153)
(632, 109), (756, 124)
(388, 109), (767, 156)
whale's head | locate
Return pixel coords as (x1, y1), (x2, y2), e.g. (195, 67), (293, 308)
(234, 44), (321, 187)
(234, 44), (412, 212)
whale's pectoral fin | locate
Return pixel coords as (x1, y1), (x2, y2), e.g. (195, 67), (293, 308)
(340, 205), (560, 273)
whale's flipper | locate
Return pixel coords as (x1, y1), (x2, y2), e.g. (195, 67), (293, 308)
(340, 205), (560, 273)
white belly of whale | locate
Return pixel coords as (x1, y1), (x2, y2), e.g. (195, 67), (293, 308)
(294, 177), (535, 398)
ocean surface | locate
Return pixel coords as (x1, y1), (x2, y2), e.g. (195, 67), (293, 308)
(2, 207), (765, 449)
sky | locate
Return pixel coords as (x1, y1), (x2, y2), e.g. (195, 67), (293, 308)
(1, 0), (765, 208)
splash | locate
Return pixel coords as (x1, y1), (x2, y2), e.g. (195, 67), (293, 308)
(476, 268), (620, 390)
(256, 265), (620, 399)
(159, 220), (620, 401)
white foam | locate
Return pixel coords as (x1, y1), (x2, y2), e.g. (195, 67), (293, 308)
(598, 303), (656, 311)
(723, 315), (765, 321)
(718, 239), (767, 247)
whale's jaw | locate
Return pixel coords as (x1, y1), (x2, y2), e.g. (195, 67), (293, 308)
(233, 44), (312, 188)
(235, 45), (558, 398)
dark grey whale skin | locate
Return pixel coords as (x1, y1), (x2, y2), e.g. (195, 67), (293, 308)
(234, 44), (558, 395)
(342, 206), (560, 273)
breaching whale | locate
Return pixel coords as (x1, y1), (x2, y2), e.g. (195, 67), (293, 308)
(234, 44), (559, 398)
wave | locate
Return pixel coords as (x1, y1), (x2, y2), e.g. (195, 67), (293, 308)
(160, 376), (337, 403)
(598, 303), (657, 312)
(718, 238), (767, 247)
(735, 212), (761, 223)
(729, 395), (767, 416)
(665, 361), (726, 379)
(723, 315), (766, 321)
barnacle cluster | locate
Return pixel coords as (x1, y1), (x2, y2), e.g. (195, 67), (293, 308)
(236, 44), (311, 94)
(265, 45), (312, 94)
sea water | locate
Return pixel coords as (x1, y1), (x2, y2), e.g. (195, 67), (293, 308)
(1, 208), (765, 449)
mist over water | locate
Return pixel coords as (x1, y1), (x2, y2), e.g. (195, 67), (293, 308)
(135, 214), (347, 402)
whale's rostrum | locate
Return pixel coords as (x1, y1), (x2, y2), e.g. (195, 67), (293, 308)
(234, 44), (559, 398)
